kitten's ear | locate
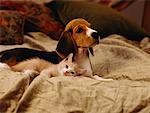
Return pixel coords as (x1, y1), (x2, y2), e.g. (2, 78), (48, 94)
(66, 53), (73, 62)
(61, 53), (73, 62)
(78, 69), (87, 75)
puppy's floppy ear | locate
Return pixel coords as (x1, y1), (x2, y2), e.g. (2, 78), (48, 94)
(89, 47), (94, 56)
(56, 31), (78, 59)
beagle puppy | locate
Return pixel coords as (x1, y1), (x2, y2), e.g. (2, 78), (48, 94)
(64, 18), (100, 77)
(65, 19), (113, 81)
(0, 18), (101, 79)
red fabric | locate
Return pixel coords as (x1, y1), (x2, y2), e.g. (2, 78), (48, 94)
(0, 10), (24, 45)
(0, 1), (64, 40)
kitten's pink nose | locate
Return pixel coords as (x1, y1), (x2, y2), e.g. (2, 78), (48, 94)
(64, 71), (69, 76)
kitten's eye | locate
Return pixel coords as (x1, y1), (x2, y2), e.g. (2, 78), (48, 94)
(76, 27), (83, 33)
(71, 72), (75, 74)
(66, 65), (68, 68)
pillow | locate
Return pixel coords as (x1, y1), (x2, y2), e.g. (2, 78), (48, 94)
(0, 1), (64, 40)
(0, 10), (24, 45)
(45, 1), (149, 41)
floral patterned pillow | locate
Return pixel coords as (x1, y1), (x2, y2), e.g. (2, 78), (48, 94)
(0, 10), (24, 45)
(0, 1), (64, 40)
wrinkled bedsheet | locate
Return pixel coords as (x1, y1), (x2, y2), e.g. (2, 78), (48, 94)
(0, 32), (150, 113)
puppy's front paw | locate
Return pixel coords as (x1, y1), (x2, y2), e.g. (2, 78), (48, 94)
(93, 75), (113, 81)
(0, 62), (11, 71)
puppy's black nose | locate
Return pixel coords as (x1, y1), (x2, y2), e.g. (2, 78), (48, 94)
(91, 32), (99, 40)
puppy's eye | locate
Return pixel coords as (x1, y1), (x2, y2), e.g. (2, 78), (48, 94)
(76, 27), (83, 33)
(66, 65), (68, 68)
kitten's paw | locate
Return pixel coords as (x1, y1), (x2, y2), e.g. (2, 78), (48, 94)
(0, 62), (11, 71)
(22, 69), (39, 76)
(40, 70), (53, 77)
(93, 75), (113, 81)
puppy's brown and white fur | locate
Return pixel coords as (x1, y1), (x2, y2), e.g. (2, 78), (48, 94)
(64, 19), (97, 76)
(65, 18), (99, 48)
(64, 18), (112, 81)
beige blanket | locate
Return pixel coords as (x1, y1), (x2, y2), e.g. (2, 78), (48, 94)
(0, 33), (150, 113)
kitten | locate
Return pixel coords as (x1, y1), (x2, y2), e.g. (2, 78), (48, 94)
(12, 53), (86, 77)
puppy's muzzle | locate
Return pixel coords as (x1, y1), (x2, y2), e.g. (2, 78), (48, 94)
(86, 27), (100, 41)
(91, 32), (99, 40)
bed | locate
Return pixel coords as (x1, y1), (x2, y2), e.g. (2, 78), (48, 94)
(0, 1), (150, 113)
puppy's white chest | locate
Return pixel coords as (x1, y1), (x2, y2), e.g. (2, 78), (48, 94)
(76, 48), (93, 77)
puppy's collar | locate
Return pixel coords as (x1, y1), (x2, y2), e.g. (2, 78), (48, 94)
(55, 50), (65, 59)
